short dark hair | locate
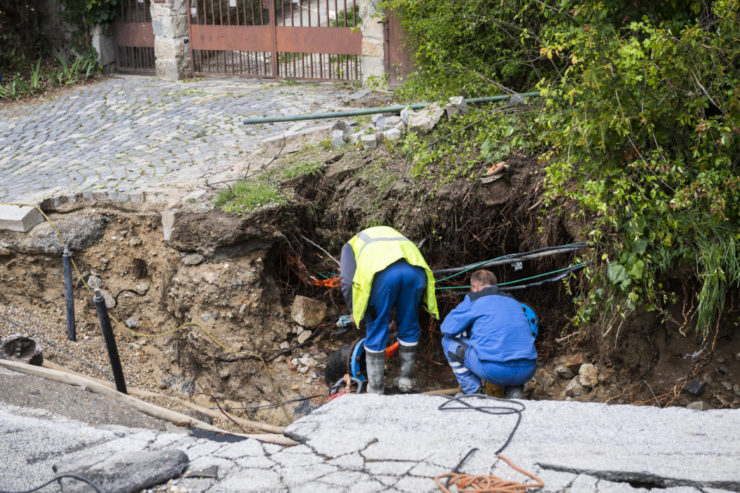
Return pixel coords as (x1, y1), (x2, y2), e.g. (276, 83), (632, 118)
(471, 269), (497, 287)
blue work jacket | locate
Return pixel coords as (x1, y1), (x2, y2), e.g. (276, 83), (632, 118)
(441, 286), (537, 363)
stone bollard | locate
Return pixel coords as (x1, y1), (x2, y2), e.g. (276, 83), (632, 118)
(0, 334), (43, 366)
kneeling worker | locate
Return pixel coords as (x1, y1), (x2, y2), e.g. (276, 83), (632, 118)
(340, 226), (439, 394)
(441, 269), (537, 397)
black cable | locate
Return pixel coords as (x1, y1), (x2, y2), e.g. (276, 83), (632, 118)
(112, 288), (145, 309)
(443, 262), (588, 295)
(438, 394), (525, 455)
(211, 392), (330, 411)
(0, 473), (105, 493)
(0, 312), (113, 380)
(432, 242), (586, 276)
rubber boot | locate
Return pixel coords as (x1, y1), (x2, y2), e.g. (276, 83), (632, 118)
(365, 350), (385, 394)
(395, 345), (416, 393)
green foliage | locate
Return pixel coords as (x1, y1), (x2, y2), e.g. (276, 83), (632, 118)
(0, 52), (101, 100)
(398, 106), (540, 182)
(61, 0), (120, 27)
(279, 160), (325, 180)
(382, 0), (561, 100)
(538, 2), (739, 334)
(214, 181), (286, 215)
(391, 0), (740, 335)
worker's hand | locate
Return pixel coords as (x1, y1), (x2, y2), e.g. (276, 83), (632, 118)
(350, 314), (355, 327)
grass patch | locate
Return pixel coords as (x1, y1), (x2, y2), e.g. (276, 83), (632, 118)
(279, 160), (325, 180)
(214, 181), (286, 215)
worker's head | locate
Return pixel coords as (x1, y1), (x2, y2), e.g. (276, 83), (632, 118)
(470, 269), (497, 292)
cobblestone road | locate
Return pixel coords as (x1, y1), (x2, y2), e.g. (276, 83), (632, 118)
(0, 75), (353, 203)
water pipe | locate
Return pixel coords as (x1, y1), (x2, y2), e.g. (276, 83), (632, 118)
(242, 91), (540, 125)
(62, 248), (76, 342)
(94, 289), (127, 394)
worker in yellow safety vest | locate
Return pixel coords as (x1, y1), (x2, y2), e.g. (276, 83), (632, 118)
(339, 226), (439, 393)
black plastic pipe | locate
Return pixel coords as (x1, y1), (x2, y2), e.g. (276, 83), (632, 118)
(94, 290), (127, 394)
(242, 92), (541, 125)
(432, 243), (586, 276)
(62, 248), (76, 342)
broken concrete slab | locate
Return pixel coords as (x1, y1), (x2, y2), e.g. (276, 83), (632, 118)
(261, 124), (334, 156)
(0, 335), (43, 365)
(407, 103), (444, 135)
(0, 214), (108, 256)
(286, 395), (740, 491)
(54, 449), (188, 493)
(0, 204), (44, 233)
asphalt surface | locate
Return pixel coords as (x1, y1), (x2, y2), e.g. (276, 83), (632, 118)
(1, 365), (739, 492)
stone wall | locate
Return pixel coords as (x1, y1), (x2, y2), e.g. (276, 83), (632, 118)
(358, 0), (385, 84)
(150, 0), (192, 80)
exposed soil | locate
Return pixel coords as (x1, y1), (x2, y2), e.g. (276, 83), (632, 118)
(1, 143), (738, 432)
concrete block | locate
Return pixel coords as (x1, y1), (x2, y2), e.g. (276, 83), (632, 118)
(444, 96), (468, 118)
(359, 133), (378, 149)
(261, 124), (334, 155)
(162, 209), (178, 241)
(382, 128), (402, 142)
(408, 103), (444, 135)
(372, 114), (386, 129)
(0, 205), (44, 233)
(331, 129), (346, 147)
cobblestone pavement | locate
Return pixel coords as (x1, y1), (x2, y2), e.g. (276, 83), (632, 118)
(2, 366), (739, 493)
(0, 75), (353, 203)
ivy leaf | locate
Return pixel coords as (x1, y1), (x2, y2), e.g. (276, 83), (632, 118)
(607, 262), (631, 290)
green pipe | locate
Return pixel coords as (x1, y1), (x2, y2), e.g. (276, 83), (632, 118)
(242, 91), (540, 125)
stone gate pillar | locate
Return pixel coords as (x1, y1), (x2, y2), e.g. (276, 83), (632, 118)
(358, 0), (385, 85)
(150, 0), (192, 80)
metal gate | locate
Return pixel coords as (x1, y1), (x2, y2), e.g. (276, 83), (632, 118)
(188, 0), (362, 81)
(383, 10), (413, 88)
(114, 0), (155, 73)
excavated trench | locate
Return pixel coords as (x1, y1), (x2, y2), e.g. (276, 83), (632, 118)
(1, 146), (738, 430)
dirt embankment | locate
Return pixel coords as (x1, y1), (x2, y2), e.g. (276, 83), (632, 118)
(1, 145), (738, 428)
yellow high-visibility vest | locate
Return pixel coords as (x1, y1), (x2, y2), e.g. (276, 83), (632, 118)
(347, 226), (439, 323)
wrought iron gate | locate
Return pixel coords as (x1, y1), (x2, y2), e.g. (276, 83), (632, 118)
(188, 0), (362, 81)
(114, 0), (155, 73)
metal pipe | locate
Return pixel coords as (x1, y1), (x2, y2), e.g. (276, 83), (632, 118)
(242, 91), (541, 124)
(94, 290), (127, 394)
(62, 248), (76, 342)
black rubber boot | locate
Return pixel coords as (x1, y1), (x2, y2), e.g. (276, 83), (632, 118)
(395, 345), (416, 393)
(365, 350), (385, 394)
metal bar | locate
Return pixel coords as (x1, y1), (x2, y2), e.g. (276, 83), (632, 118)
(244, 92), (541, 124)
(94, 290), (127, 394)
(62, 249), (76, 342)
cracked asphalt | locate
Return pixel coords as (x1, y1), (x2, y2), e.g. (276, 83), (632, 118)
(0, 75), (352, 203)
(1, 367), (739, 492)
